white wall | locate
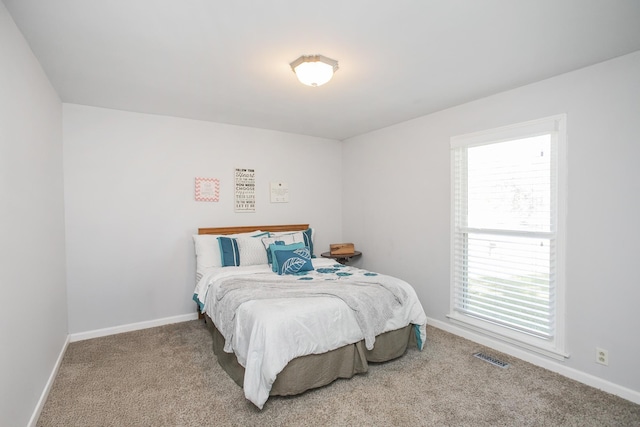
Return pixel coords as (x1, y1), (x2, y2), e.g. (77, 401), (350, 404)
(0, 3), (67, 426)
(342, 51), (640, 398)
(63, 104), (343, 334)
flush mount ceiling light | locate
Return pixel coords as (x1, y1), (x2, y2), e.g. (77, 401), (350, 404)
(290, 55), (339, 87)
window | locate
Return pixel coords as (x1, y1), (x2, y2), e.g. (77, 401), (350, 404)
(450, 115), (567, 359)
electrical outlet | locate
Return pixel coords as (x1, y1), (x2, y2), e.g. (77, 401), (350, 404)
(596, 347), (609, 366)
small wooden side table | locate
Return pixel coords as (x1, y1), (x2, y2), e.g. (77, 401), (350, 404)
(320, 251), (362, 265)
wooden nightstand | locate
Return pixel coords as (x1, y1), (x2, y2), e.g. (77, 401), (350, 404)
(320, 251), (362, 265)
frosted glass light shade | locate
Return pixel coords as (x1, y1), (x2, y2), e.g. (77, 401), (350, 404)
(290, 55), (339, 87)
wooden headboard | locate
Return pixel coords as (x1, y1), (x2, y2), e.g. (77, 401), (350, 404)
(198, 224), (309, 235)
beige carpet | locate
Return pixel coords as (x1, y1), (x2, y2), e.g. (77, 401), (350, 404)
(37, 320), (640, 426)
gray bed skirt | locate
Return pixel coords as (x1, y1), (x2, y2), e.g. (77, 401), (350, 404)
(204, 314), (415, 397)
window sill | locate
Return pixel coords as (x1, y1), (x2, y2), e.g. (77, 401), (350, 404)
(447, 313), (570, 361)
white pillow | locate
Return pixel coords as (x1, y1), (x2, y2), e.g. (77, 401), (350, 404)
(260, 232), (305, 252)
(270, 228), (315, 256)
(193, 230), (263, 273)
(237, 237), (269, 266)
(193, 235), (223, 270)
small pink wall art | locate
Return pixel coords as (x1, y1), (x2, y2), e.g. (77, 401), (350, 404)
(195, 177), (220, 202)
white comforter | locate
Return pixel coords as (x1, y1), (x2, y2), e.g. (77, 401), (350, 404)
(194, 258), (427, 409)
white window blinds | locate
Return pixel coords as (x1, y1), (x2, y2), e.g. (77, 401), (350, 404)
(451, 115), (566, 353)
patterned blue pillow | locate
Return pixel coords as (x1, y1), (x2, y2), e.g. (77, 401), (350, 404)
(262, 233), (303, 264)
(269, 242), (305, 273)
(274, 247), (314, 275)
(217, 236), (239, 267)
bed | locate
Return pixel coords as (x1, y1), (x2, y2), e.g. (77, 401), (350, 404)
(193, 224), (427, 409)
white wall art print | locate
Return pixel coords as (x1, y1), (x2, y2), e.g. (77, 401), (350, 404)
(194, 177), (220, 202)
(235, 167), (256, 212)
(270, 182), (289, 203)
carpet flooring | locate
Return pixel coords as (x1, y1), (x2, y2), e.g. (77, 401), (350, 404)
(37, 320), (640, 426)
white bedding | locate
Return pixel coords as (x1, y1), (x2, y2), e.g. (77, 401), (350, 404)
(194, 258), (427, 409)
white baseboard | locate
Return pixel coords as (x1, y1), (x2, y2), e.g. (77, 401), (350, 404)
(28, 335), (70, 427)
(428, 317), (640, 405)
(69, 312), (199, 342)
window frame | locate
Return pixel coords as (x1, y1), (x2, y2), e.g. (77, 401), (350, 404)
(448, 115), (568, 360)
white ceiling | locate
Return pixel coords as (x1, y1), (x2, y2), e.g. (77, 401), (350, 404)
(4, 0), (640, 140)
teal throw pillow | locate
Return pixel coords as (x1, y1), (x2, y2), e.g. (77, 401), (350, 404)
(274, 247), (314, 275)
(269, 242), (305, 273)
(218, 236), (240, 267)
(302, 228), (315, 258)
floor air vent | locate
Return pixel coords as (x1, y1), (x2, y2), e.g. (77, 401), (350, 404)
(473, 352), (510, 368)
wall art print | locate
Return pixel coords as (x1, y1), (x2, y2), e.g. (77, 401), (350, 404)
(234, 168), (255, 212)
(195, 177), (220, 202)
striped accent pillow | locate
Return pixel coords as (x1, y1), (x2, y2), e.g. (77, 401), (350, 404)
(217, 236), (240, 267)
